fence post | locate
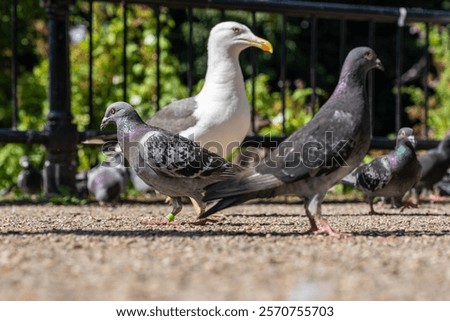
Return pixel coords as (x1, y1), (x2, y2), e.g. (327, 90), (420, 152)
(42, 0), (77, 195)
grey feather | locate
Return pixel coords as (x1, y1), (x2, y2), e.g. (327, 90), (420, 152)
(202, 47), (384, 235)
(147, 98), (199, 134)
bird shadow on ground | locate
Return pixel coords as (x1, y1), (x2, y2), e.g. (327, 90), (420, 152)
(334, 212), (449, 217)
(351, 229), (450, 237)
(0, 228), (301, 239)
(2, 227), (448, 239)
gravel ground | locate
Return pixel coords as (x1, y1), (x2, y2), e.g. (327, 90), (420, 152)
(1, 197), (449, 300)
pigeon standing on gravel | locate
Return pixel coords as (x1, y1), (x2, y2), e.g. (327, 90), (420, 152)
(127, 21), (272, 193)
(87, 152), (128, 205)
(17, 156), (43, 195)
(341, 128), (422, 214)
(415, 134), (450, 199)
(100, 101), (243, 222)
(201, 47), (384, 236)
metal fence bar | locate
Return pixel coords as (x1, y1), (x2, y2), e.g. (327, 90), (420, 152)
(11, 0), (18, 130)
(154, 5), (161, 111)
(122, 1), (128, 102)
(310, 15), (317, 113)
(423, 22), (430, 139)
(395, 8), (406, 133)
(338, 18), (346, 67)
(187, 7), (193, 96)
(88, 0), (94, 129)
(368, 20), (375, 137)
(279, 14), (287, 136)
(42, 0), (78, 195)
(250, 11), (257, 135)
(139, 0), (450, 24)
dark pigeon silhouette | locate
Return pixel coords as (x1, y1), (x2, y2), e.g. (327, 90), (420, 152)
(415, 134), (450, 199)
(341, 128), (422, 213)
(17, 156), (42, 195)
(100, 101), (243, 222)
(201, 47), (384, 236)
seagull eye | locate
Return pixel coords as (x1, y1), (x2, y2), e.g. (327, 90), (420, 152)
(110, 108), (116, 115)
(364, 51), (374, 60)
(232, 27), (241, 34)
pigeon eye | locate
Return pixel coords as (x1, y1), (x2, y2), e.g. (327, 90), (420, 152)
(232, 27), (241, 34)
(110, 108), (116, 115)
(364, 51), (374, 60)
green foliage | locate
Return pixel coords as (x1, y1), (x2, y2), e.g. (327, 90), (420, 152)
(248, 74), (325, 136)
(404, 24), (450, 139)
(48, 187), (88, 205)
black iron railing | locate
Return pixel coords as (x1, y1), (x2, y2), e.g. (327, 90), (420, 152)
(2, 0), (450, 194)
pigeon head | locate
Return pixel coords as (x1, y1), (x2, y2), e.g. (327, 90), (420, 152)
(396, 127), (416, 149)
(340, 47), (384, 80)
(208, 21), (273, 55)
(100, 101), (141, 130)
(439, 134), (450, 153)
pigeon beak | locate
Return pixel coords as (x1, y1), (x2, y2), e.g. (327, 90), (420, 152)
(247, 36), (273, 53)
(375, 58), (384, 71)
(100, 117), (110, 130)
(408, 135), (416, 147)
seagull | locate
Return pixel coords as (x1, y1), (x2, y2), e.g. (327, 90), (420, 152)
(147, 21), (273, 156)
(201, 47), (384, 236)
(17, 156), (42, 195)
(100, 101), (243, 221)
(129, 21), (272, 193)
(341, 128), (422, 214)
(415, 134), (450, 201)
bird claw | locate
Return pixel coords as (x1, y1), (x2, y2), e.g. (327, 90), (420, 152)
(301, 219), (346, 238)
(190, 218), (218, 225)
(400, 201), (418, 213)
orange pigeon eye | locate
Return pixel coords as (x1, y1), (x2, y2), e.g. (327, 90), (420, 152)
(364, 51), (374, 60)
(110, 108), (116, 115)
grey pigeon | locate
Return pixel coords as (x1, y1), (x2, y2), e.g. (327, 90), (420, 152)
(415, 134), (450, 198)
(17, 156), (42, 195)
(341, 128), (422, 213)
(201, 47), (384, 236)
(100, 101), (242, 221)
(87, 152), (128, 205)
(128, 21), (272, 192)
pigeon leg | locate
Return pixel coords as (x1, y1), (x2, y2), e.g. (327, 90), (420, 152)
(190, 196), (217, 225)
(399, 200), (418, 213)
(301, 194), (343, 237)
(166, 197), (183, 221)
(141, 197), (183, 225)
(369, 197), (377, 214)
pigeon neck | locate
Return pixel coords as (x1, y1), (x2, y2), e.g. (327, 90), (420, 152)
(117, 112), (145, 134)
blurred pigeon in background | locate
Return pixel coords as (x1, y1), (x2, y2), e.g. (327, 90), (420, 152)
(17, 156), (43, 196)
(87, 152), (128, 205)
(341, 128), (422, 213)
(415, 134), (450, 201)
(100, 102), (242, 222)
(201, 47), (384, 236)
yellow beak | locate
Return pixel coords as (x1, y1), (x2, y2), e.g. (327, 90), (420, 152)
(248, 36), (273, 54)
